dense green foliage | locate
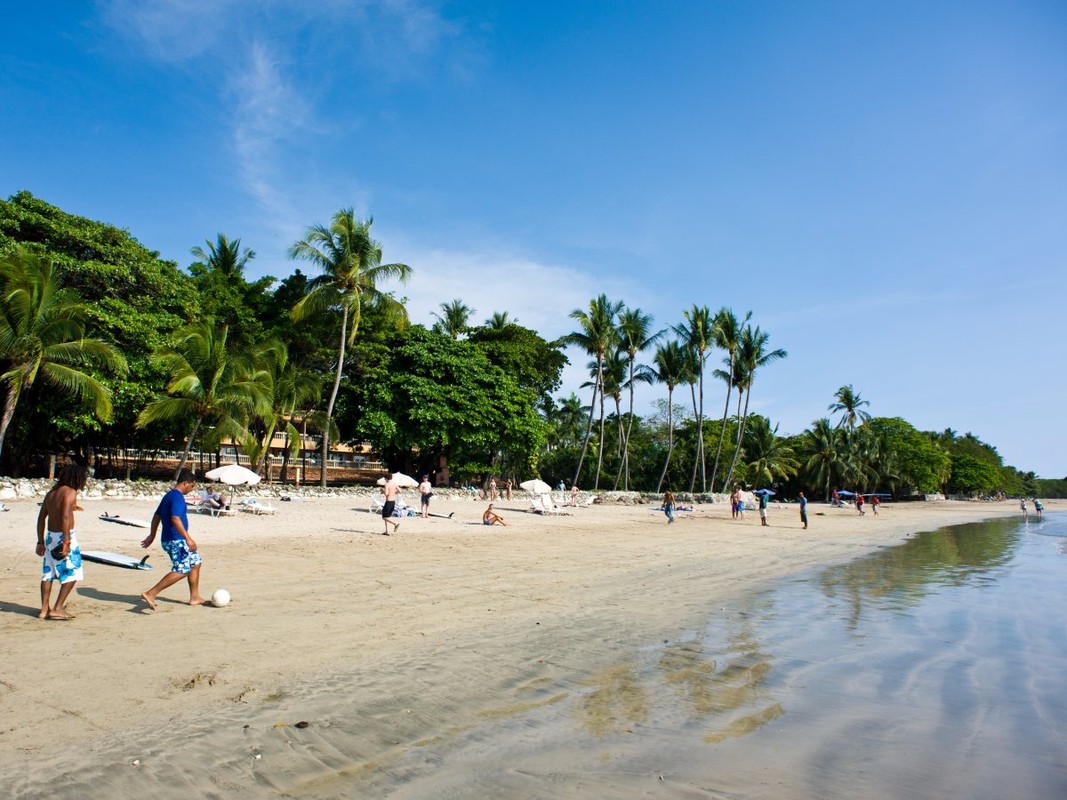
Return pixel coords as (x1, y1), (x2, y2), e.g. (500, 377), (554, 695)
(0, 191), (1052, 492)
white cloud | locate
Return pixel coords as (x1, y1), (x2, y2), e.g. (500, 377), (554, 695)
(99, 0), (235, 61)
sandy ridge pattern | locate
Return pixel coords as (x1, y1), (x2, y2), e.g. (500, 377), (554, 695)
(0, 494), (1046, 797)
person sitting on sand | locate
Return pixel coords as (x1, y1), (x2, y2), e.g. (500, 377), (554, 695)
(483, 504), (507, 526)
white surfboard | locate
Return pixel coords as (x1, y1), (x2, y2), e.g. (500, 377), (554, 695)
(98, 513), (151, 528)
(82, 551), (153, 570)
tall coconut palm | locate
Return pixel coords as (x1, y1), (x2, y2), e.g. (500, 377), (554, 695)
(828, 384), (871, 430)
(289, 210), (411, 487)
(708, 307), (750, 491)
(722, 325), (787, 491)
(616, 307), (661, 490)
(0, 247), (128, 462)
(673, 305), (718, 493)
(136, 321), (268, 480)
(585, 348), (627, 485)
(652, 340), (690, 491)
(565, 294), (622, 489)
(432, 299), (473, 339)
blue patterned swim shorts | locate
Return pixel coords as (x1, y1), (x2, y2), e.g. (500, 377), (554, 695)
(42, 531), (84, 584)
(162, 538), (203, 574)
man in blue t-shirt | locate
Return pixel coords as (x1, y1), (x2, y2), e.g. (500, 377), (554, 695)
(140, 469), (206, 610)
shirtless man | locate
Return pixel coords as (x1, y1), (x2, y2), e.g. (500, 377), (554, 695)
(140, 469), (206, 610)
(36, 463), (90, 620)
(382, 473), (402, 535)
(483, 504), (507, 526)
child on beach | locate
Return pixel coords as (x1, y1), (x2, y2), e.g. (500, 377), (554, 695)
(663, 490), (675, 524)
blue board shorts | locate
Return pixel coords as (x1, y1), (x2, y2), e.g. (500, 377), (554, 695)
(162, 538), (203, 574)
(42, 531), (84, 584)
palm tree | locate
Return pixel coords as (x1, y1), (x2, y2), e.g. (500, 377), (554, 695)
(616, 307), (661, 490)
(432, 299), (473, 339)
(804, 418), (841, 500)
(722, 325), (787, 491)
(828, 384), (871, 430)
(709, 308), (750, 491)
(673, 305), (718, 493)
(190, 234), (256, 281)
(652, 340), (690, 491)
(136, 321), (268, 480)
(243, 340), (322, 477)
(0, 247), (128, 462)
(485, 311), (517, 329)
(744, 418), (798, 486)
(289, 210), (412, 487)
(565, 294), (622, 489)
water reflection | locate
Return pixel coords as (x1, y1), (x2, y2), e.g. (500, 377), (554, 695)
(574, 662), (649, 736)
(818, 517), (1019, 627)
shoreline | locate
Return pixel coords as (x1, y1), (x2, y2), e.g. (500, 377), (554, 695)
(0, 495), (1051, 795)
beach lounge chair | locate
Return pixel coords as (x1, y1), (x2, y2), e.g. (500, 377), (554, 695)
(193, 492), (234, 517)
(240, 498), (276, 515)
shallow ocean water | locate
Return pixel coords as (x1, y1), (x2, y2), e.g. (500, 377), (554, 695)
(378, 513), (1067, 799)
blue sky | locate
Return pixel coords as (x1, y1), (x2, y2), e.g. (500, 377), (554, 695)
(2, 1), (1065, 477)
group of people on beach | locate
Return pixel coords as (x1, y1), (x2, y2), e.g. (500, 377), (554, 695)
(36, 465), (206, 620)
(1020, 497), (1044, 520)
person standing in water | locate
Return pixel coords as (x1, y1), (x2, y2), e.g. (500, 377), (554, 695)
(36, 463), (90, 620)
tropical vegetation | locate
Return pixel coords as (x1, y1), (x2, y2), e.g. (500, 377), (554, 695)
(0, 191), (1047, 498)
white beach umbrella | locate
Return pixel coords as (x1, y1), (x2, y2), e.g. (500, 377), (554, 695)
(519, 479), (552, 495)
(377, 472), (419, 488)
(205, 463), (262, 486)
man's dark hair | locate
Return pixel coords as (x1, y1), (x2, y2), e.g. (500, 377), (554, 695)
(55, 463), (90, 491)
(176, 468), (197, 485)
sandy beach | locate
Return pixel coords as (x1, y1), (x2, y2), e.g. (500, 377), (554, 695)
(0, 493), (1049, 797)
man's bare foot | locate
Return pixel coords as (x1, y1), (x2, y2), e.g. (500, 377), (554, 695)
(48, 610), (75, 620)
(189, 597), (206, 606)
(38, 609), (49, 620)
(140, 592), (156, 610)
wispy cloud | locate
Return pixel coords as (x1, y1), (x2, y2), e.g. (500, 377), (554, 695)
(98, 0), (235, 62)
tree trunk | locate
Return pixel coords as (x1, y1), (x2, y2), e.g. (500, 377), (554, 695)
(174, 417), (203, 482)
(622, 356), (636, 490)
(571, 355), (601, 488)
(593, 359), (607, 490)
(0, 382), (20, 466)
(657, 387), (675, 491)
(687, 380), (699, 493)
(723, 387), (753, 491)
(709, 350), (734, 491)
(322, 307), (350, 488)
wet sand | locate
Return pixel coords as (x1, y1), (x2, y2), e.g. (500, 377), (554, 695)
(0, 494), (1047, 797)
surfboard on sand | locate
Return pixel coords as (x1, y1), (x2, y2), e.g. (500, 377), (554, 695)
(99, 513), (151, 528)
(82, 551), (153, 570)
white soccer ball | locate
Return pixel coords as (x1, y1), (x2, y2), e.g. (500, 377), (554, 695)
(211, 589), (231, 608)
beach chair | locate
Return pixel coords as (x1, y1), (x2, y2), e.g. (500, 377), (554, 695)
(193, 494), (234, 517)
(240, 498), (276, 515)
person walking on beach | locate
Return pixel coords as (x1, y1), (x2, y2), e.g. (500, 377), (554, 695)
(758, 491), (769, 526)
(505, 479), (513, 501)
(871, 495), (880, 515)
(382, 473), (402, 535)
(483, 504), (507, 526)
(140, 469), (206, 610)
(730, 486), (740, 520)
(798, 491), (808, 530)
(36, 463), (90, 620)
(663, 490), (676, 524)
(857, 494), (865, 516)
(418, 475), (432, 519)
